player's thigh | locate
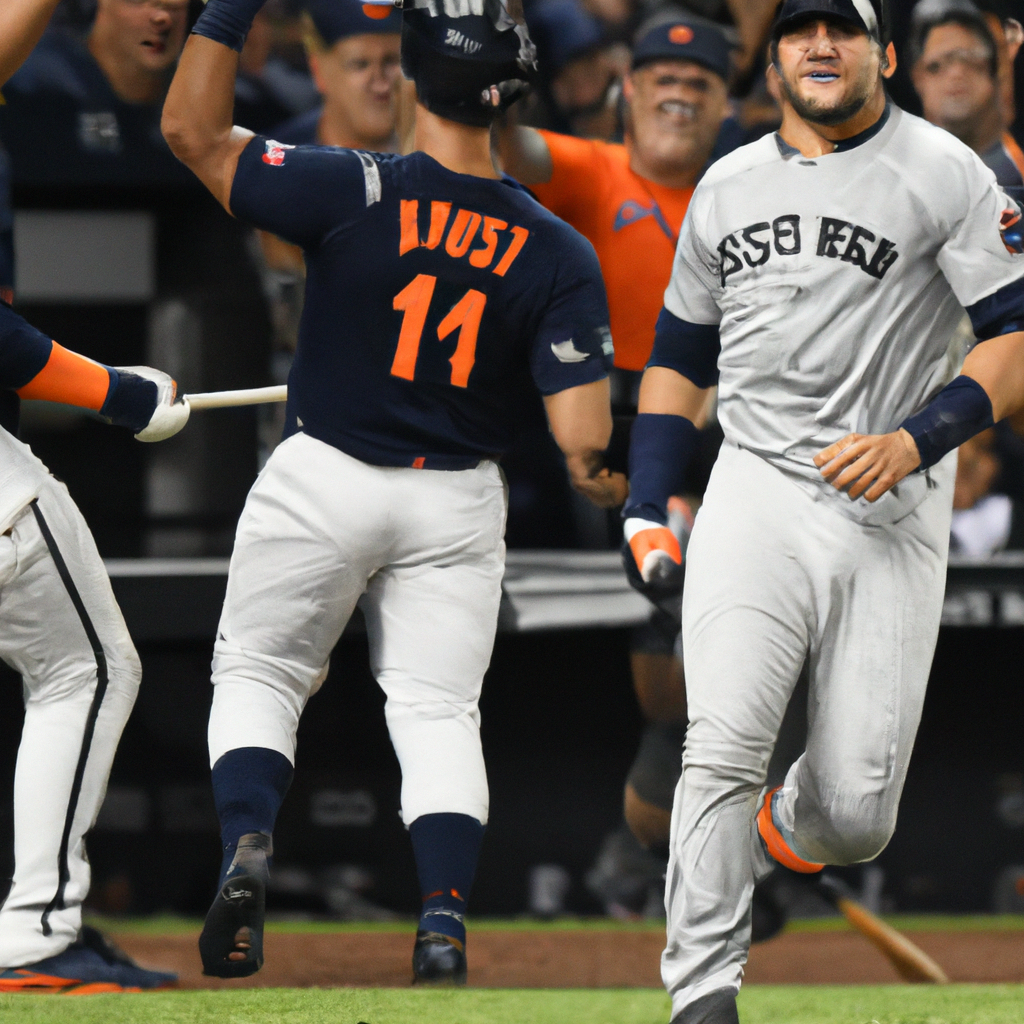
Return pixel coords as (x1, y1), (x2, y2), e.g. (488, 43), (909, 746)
(217, 435), (384, 672)
(681, 446), (812, 769)
(0, 484), (138, 692)
(803, 497), (950, 797)
(365, 468), (506, 705)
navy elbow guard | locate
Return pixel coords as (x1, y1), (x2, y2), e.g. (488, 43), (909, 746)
(623, 413), (699, 524)
(192, 0), (268, 52)
(899, 375), (994, 470)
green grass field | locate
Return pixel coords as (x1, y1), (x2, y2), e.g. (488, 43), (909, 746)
(2, 986), (1023, 1024)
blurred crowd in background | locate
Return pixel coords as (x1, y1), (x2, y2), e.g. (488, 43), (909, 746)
(0, 0), (1022, 924)
(0, 0), (1021, 561)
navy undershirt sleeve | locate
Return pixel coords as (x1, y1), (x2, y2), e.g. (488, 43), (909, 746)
(646, 308), (721, 388)
(966, 276), (1024, 341)
(229, 137), (372, 249)
(0, 301), (53, 389)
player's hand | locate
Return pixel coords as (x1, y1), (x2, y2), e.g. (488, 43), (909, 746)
(116, 366), (191, 442)
(814, 429), (922, 502)
(573, 467), (630, 509)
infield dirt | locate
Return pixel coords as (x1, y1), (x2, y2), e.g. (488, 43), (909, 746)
(110, 928), (1024, 989)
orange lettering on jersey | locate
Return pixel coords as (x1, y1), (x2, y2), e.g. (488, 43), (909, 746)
(400, 200), (420, 256)
(425, 201), (452, 250)
(492, 225), (529, 276)
(391, 273), (437, 380)
(438, 288), (486, 388)
(469, 216), (508, 268)
(445, 210), (482, 258)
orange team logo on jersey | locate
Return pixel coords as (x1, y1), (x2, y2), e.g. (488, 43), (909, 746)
(669, 25), (695, 44)
(398, 199), (529, 276)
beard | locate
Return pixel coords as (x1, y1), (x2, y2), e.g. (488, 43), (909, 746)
(778, 63), (878, 127)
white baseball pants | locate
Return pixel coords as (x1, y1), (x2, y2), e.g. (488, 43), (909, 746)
(663, 442), (954, 1017)
(208, 432), (507, 826)
(0, 478), (140, 968)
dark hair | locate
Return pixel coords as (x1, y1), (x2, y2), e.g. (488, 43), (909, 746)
(910, 10), (998, 77)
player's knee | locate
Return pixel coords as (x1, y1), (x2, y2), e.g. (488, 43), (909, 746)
(817, 799), (896, 865)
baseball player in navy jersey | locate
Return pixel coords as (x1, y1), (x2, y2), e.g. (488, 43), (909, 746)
(623, 1), (1024, 1020)
(163, 0), (624, 984)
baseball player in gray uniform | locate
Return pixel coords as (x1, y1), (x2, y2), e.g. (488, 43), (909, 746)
(623, 1), (1024, 1021)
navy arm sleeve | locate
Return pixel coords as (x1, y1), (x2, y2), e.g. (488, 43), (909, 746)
(229, 137), (376, 249)
(0, 301), (52, 389)
(529, 229), (613, 395)
(966, 276), (1024, 341)
(646, 307), (720, 388)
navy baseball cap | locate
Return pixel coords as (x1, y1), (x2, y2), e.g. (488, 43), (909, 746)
(772, 0), (892, 46)
(527, 0), (605, 78)
(631, 16), (732, 81)
(307, 0), (401, 46)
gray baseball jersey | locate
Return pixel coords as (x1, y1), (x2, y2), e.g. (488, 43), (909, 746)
(664, 106), (1024, 525)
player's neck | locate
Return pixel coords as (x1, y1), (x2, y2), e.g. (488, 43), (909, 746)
(413, 104), (500, 179)
(779, 83), (887, 159)
(317, 106), (397, 153)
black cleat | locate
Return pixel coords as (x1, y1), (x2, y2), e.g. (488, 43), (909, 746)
(670, 987), (740, 1024)
(199, 832), (271, 978)
(751, 875), (788, 943)
(411, 930), (467, 986)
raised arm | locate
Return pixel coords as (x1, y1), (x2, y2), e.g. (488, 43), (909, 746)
(162, 1), (264, 211)
(0, 0), (62, 88)
(544, 378), (626, 508)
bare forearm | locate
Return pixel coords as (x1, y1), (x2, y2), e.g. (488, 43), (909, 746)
(637, 366), (711, 422)
(545, 379), (627, 507)
(962, 330), (1024, 422)
(0, 0), (61, 87)
(162, 35), (251, 209)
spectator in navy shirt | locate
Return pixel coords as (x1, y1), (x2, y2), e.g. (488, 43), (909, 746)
(0, 0), (194, 185)
(271, 0), (401, 150)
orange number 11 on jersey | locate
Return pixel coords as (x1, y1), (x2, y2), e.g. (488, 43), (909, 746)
(391, 274), (487, 388)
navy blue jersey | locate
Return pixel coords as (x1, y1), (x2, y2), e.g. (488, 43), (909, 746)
(230, 139), (613, 469)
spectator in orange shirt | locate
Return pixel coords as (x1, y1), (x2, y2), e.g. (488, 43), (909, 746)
(499, 13), (734, 375)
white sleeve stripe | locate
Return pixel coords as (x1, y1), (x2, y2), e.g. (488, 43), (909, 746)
(357, 152), (382, 208)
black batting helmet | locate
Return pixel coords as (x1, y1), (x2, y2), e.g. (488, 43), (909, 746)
(390, 0), (538, 127)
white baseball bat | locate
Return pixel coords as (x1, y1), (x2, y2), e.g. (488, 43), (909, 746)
(184, 385), (287, 410)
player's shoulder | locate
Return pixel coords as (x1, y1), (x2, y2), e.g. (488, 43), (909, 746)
(884, 108), (986, 171)
(699, 132), (781, 189)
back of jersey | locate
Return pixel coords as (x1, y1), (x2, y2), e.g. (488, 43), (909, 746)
(230, 141), (612, 469)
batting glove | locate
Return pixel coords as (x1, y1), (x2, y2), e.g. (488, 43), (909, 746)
(622, 497), (694, 600)
(113, 366), (191, 442)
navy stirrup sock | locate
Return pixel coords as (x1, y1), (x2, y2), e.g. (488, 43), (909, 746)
(211, 747), (294, 881)
(409, 813), (486, 947)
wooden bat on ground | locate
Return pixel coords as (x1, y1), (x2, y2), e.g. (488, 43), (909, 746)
(818, 875), (949, 984)
(183, 385), (288, 410)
